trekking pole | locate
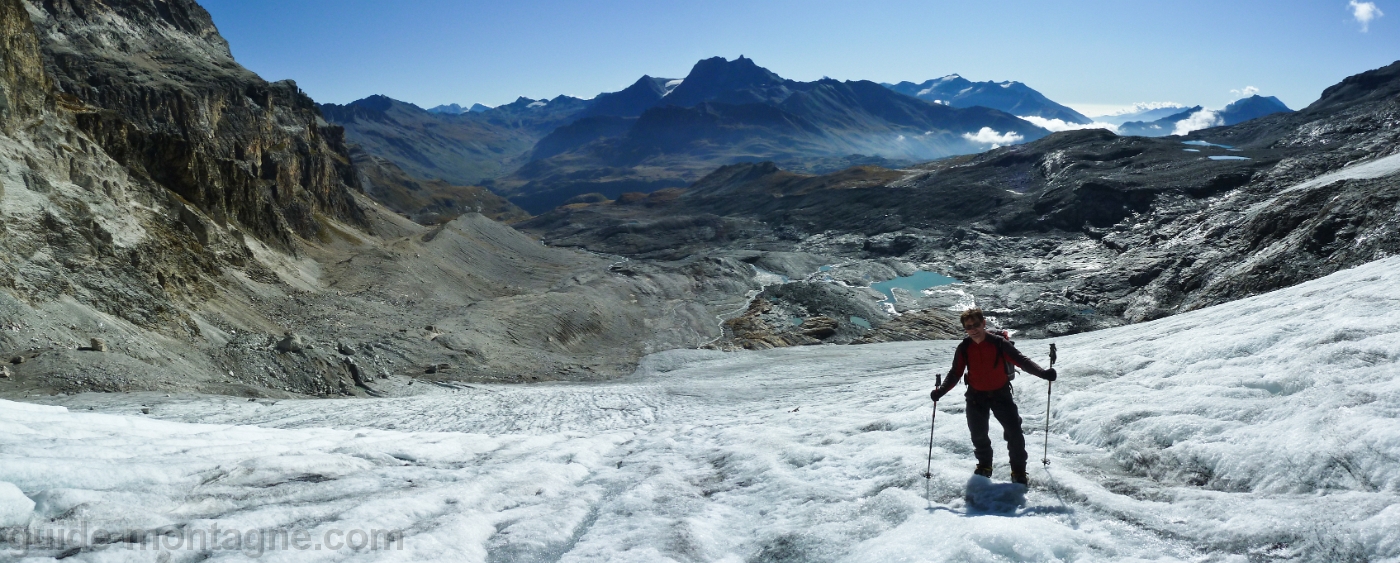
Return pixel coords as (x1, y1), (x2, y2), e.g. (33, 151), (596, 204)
(924, 373), (940, 480)
(924, 374), (941, 504)
(1042, 343), (1057, 467)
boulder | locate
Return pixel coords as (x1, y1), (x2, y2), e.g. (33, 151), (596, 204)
(89, 338), (107, 352)
(275, 332), (306, 353)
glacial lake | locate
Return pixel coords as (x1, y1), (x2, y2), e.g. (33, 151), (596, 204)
(871, 270), (959, 304)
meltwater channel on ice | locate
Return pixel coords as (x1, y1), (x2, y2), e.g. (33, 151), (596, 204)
(2, 255), (1399, 562)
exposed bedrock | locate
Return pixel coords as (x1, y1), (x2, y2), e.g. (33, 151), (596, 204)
(29, 0), (367, 249)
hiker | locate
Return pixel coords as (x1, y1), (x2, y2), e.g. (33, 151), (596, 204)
(930, 308), (1056, 485)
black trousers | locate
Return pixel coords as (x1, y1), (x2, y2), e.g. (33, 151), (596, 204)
(965, 384), (1027, 471)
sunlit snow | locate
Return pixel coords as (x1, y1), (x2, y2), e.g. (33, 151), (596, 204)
(3, 256), (1400, 561)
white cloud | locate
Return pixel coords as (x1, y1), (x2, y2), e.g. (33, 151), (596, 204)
(1172, 109), (1224, 136)
(1018, 115), (1120, 134)
(1350, 1), (1383, 31)
(1128, 101), (1186, 112)
(1074, 102), (1190, 119)
(962, 127), (1024, 148)
(1230, 86), (1260, 98)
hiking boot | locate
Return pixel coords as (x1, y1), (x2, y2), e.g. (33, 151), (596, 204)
(973, 464), (993, 478)
(1011, 470), (1029, 486)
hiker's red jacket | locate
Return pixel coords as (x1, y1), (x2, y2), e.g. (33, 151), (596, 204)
(936, 333), (1051, 393)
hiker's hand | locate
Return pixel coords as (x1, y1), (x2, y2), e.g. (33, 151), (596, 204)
(1043, 368), (1057, 382)
(931, 388), (947, 402)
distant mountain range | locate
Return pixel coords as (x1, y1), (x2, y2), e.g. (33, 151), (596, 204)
(492, 56), (1051, 213)
(323, 56), (1055, 214)
(883, 74), (1091, 124)
(1119, 96), (1292, 137)
(320, 57), (1296, 216)
(427, 103), (491, 114)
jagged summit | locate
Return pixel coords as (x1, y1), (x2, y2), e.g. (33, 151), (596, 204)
(426, 102), (492, 115)
(661, 55), (794, 107)
(427, 103), (466, 114)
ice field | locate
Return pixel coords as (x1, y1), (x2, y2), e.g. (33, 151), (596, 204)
(3, 256), (1400, 562)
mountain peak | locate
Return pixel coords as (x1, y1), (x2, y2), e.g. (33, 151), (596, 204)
(662, 56), (790, 108)
(347, 95), (409, 113)
(1225, 95), (1289, 111)
(579, 74), (673, 118)
(1218, 95), (1291, 124)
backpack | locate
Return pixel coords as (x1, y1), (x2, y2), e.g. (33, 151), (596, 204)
(958, 329), (1018, 381)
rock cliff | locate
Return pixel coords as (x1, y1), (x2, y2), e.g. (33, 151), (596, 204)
(29, 0), (367, 248)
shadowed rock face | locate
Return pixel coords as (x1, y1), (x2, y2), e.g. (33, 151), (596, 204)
(28, 0), (366, 249)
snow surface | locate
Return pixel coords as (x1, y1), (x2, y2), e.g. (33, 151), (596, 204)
(1276, 151), (1400, 196)
(4, 257), (1400, 561)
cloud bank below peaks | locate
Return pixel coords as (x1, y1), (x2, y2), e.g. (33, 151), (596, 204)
(1019, 115), (1119, 134)
(1172, 109), (1224, 136)
(962, 127), (1023, 148)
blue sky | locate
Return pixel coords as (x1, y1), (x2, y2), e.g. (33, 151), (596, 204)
(200, 0), (1396, 116)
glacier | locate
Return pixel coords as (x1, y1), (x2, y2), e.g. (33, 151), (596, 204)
(3, 255), (1399, 561)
